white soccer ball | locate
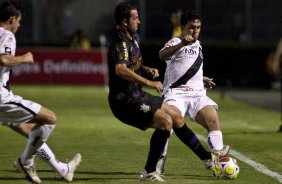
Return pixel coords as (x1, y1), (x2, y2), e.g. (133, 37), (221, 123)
(213, 156), (240, 180)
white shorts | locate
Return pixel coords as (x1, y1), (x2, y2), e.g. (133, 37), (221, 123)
(163, 93), (218, 121)
(0, 89), (41, 126)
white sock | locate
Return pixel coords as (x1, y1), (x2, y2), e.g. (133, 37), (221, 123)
(207, 130), (223, 152)
(21, 124), (55, 167)
(37, 143), (68, 177)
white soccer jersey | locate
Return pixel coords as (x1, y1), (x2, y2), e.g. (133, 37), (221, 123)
(160, 38), (205, 96)
(0, 27), (16, 88)
(0, 27), (41, 124)
(160, 37), (218, 120)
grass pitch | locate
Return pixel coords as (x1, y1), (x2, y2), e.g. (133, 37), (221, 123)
(0, 85), (281, 184)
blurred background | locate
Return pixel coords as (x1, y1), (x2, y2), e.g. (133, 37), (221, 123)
(1, 0), (282, 91)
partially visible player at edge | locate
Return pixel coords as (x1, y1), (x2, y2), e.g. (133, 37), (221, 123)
(107, 2), (220, 182)
(0, 1), (81, 183)
(156, 10), (230, 174)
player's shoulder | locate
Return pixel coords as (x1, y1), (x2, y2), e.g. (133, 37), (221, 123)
(0, 28), (14, 37)
(0, 28), (15, 42)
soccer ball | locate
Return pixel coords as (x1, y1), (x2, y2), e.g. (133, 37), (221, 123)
(213, 156), (240, 180)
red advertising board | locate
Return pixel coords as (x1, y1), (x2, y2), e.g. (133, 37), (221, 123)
(11, 48), (108, 85)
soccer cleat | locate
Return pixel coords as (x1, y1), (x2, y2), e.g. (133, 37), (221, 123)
(214, 145), (230, 157)
(64, 153), (82, 182)
(156, 155), (166, 175)
(203, 153), (217, 170)
(16, 158), (41, 184)
(203, 145), (231, 170)
(139, 169), (165, 182)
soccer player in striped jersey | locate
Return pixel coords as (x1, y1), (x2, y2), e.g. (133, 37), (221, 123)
(156, 10), (230, 174)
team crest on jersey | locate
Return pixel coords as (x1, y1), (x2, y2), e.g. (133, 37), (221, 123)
(5, 47), (11, 54)
(140, 103), (151, 113)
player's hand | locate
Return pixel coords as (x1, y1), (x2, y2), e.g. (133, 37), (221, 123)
(148, 68), (159, 79)
(181, 34), (195, 45)
(147, 80), (163, 93)
(22, 52), (34, 64)
(203, 76), (215, 89)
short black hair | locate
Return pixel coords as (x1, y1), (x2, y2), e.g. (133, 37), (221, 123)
(180, 10), (201, 27)
(114, 2), (137, 25)
(0, 0), (21, 22)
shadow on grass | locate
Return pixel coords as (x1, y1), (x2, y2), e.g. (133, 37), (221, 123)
(0, 169), (212, 182)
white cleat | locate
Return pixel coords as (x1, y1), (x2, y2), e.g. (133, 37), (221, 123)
(214, 145), (230, 157)
(16, 158), (41, 184)
(203, 145), (231, 170)
(64, 153), (82, 182)
(203, 152), (217, 170)
(139, 169), (165, 182)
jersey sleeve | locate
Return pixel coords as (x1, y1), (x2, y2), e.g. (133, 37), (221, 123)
(114, 40), (130, 64)
(159, 37), (181, 53)
(0, 33), (16, 56)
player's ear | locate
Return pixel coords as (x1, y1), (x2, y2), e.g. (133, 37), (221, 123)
(8, 16), (16, 25)
(122, 18), (128, 27)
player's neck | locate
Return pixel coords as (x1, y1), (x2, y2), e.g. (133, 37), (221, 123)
(0, 23), (11, 32)
(116, 25), (133, 40)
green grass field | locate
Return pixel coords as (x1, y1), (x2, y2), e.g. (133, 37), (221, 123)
(0, 85), (281, 184)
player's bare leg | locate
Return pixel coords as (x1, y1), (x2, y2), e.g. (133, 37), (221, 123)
(195, 105), (230, 157)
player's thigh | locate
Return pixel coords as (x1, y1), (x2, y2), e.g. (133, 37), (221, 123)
(151, 108), (173, 131)
(160, 102), (184, 128)
(30, 106), (57, 124)
(109, 93), (163, 130)
(195, 105), (219, 130)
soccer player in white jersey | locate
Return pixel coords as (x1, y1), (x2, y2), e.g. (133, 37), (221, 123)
(156, 10), (230, 174)
(0, 2), (81, 183)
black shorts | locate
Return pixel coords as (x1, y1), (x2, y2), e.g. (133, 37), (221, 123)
(108, 92), (163, 130)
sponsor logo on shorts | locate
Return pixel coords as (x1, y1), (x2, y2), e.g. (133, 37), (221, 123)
(140, 103), (151, 113)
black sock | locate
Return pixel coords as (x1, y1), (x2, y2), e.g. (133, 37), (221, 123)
(174, 124), (211, 160)
(144, 129), (171, 173)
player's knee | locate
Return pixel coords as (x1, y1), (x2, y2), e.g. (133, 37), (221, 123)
(46, 111), (57, 124)
(206, 119), (220, 131)
(49, 112), (57, 124)
(159, 114), (173, 131)
(171, 110), (185, 128)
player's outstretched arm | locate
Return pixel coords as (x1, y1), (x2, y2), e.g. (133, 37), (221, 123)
(159, 37), (195, 61)
(0, 52), (33, 67)
(159, 42), (185, 60)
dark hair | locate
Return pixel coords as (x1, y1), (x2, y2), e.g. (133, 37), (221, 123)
(180, 10), (201, 27)
(0, 1), (21, 22)
(114, 2), (137, 25)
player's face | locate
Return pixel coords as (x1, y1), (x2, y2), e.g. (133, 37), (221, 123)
(10, 16), (21, 34)
(183, 19), (201, 40)
(126, 9), (140, 35)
